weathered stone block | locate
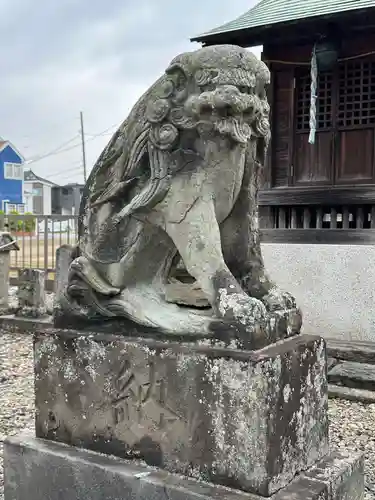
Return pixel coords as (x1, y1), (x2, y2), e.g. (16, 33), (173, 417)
(302, 452), (364, 500)
(4, 435), (363, 500)
(54, 244), (75, 311)
(16, 268), (46, 317)
(328, 360), (375, 391)
(34, 331), (328, 496)
(0, 252), (10, 312)
(0, 232), (19, 313)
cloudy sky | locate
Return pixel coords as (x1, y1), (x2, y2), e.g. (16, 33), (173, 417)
(1, 0), (261, 185)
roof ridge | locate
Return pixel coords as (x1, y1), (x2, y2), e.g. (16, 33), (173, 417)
(24, 168), (58, 186)
(195, 1), (270, 39)
(192, 0), (375, 42)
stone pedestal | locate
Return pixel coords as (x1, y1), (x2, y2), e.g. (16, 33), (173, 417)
(4, 434), (364, 500)
(34, 329), (329, 497)
(0, 232), (19, 313)
(16, 268), (46, 317)
(0, 252), (10, 312)
(1, 326), (364, 499)
(54, 245), (75, 307)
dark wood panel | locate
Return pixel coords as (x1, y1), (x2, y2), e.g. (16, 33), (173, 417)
(258, 206), (274, 229)
(336, 129), (374, 182)
(266, 32), (375, 64)
(272, 69), (294, 187)
(294, 132), (332, 184)
(294, 134), (310, 182)
(265, 43), (311, 64)
(261, 58), (274, 190)
(258, 185), (375, 206)
(260, 228), (375, 244)
(340, 32), (375, 58)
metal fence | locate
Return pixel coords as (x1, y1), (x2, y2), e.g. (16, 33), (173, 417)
(3, 204), (374, 291)
(0, 214), (78, 291)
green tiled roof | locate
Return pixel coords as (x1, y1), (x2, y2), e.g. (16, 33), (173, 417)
(192, 0), (375, 41)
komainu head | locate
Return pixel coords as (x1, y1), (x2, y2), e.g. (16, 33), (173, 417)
(147, 44), (271, 151)
(86, 44), (271, 222)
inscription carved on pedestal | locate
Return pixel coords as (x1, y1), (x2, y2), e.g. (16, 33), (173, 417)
(111, 358), (182, 445)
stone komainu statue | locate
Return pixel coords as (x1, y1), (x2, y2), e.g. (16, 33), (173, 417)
(58, 44), (301, 347)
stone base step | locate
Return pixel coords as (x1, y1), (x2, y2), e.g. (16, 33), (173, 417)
(328, 384), (375, 404)
(326, 338), (375, 364)
(3, 434), (365, 500)
(327, 357), (339, 371)
(328, 360), (375, 391)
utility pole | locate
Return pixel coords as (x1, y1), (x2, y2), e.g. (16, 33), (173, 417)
(80, 111), (87, 183)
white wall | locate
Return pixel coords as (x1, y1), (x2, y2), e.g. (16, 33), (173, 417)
(23, 182), (33, 212)
(42, 185), (52, 215)
(262, 244), (375, 342)
(23, 182), (52, 214)
(61, 207), (72, 216)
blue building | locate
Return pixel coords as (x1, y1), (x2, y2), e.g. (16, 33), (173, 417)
(0, 139), (25, 213)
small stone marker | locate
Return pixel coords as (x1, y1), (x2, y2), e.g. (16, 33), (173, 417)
(53, 245), (75, 319)
(0, 232), (19, 314)
(16, 269), (46, 318)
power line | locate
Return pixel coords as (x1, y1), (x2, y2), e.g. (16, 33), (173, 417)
(32, 158), (82, 179)
(85, 122), (120, 137)
(50, 168), (85, 183)
(25, 120), (121, 167)
(26, 138), (82, 165)
(26, 135), (81, 163)
(87, 131), (114, 137)
(50, 166), (84, 178)
(53, 176), (85, 184)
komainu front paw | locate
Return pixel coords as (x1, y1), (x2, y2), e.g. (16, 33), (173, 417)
(210, 290), (269, 349)
(261, 286), (302, 340)
(210, 288), (302, 350)
(217, 289), (268, 325)
(261, 286), (296, 312)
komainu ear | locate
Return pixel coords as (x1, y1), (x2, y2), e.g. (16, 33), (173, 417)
(164, 62), (190, 105)
(165, 52), (192, 91)
(165, 63), (188, 92)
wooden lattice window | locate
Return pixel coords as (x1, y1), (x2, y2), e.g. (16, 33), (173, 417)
(296, 71), (333, 131)
(338, 60), (375, 127)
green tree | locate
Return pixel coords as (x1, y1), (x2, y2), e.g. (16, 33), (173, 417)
(7, 211), (36, 233)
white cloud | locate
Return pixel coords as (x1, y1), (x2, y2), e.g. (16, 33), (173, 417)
(1, 0), (261, 184)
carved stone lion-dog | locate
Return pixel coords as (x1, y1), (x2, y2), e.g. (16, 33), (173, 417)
(57, 44), (301, 347)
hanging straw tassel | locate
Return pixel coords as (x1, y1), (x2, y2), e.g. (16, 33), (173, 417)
(309, 45), (318, 145)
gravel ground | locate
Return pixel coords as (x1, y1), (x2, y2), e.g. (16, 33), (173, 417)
(0, 334), (34, 500)
(0, 332), (375, 499)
